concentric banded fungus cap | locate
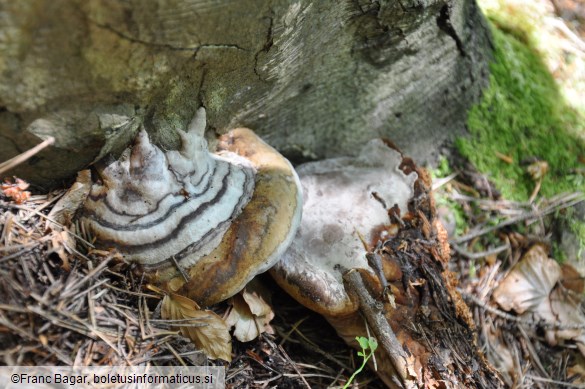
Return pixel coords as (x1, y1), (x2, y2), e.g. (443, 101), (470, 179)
(80, 108), (302, 306)
(270, 139), (417, 317)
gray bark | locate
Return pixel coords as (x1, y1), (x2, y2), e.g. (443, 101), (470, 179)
(0, 0), (492, 189)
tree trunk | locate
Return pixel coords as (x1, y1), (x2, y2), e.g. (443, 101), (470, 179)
(0, 0), (491, 189)
(0, 1), (500, 386)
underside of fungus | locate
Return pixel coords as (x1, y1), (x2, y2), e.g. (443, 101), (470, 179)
(80, 108), (302, 307)
(271, 139), (418, 317)
(271, 140), (503, 388)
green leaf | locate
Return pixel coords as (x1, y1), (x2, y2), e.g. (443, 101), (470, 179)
(356, 336), (369, 349)
(367, 337), (378, 352)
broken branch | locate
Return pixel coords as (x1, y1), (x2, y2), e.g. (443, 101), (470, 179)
(342, 269), (416, 389)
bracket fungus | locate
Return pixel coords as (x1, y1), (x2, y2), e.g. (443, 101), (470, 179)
(271, 139), (418, 318)
(271, 140), (503, 388)
(80, 108), (303, 307)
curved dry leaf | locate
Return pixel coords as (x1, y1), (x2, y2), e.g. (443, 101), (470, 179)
(225, 285), (274, 342)
(46, 169), (91, 230)
(48, 230), (75, 271)
(241, 284), (273, 317)
(494, 246), (585, 359)
(549, 287), (585, 342)
(531, 286), (585, 353)
(560, 263), (584, 294)
(161, 293), (232, 361)
(225, 295), (260, 342)
(493, 245), (560, 314)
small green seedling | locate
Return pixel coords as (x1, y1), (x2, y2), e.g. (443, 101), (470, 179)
(343, 336), (378, 389)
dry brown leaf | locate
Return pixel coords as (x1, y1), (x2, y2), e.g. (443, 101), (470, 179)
(494, 245), (585, 359)
(225, 281), (274, 342)
(225, 295), (258, 342)
(1, 177), (31, 204)
(161, 292), (232, 361)
(241, 287), (273, 318)
(526, 160), (549, 181)
(422, 367), (442, 389)
(48, 230), (74, 271)
(46, 169), (91, 230)
(560, 263), (585, 294)
(493, 245), (560, 314)
(530, 286), (585, 353)
(484, 324), (515, 383)
(567, 353), (585, 385)
(405, 353), (419, 379)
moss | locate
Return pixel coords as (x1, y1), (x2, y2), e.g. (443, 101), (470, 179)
(457, 22), (585, 201)
(553, 242), (567, 263)
(432, 156), (452, 179)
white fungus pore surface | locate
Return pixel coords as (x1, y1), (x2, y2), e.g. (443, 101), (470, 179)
(275, 139), (417, 315)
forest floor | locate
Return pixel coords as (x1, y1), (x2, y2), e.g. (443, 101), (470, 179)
(0, 185), (389, 388)
(0, 1), (584, 389)
(437, 0), (585, 388)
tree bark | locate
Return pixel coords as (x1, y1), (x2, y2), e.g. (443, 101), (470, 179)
(0, 0), (491, 189)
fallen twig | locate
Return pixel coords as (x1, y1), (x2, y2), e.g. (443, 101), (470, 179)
(451, 192), (584, 244)
(451, 243), (510, 260)
(343, 269), (416, 389)
(0, 136), (55, 175)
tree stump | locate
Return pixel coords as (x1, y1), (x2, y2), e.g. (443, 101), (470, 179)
(0, 0), (491, 188)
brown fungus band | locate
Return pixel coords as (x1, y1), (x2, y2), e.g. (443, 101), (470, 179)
(80, 108), (303, 306)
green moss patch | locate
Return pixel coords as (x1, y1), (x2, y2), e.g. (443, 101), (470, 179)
(457, 22), (585, 201)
